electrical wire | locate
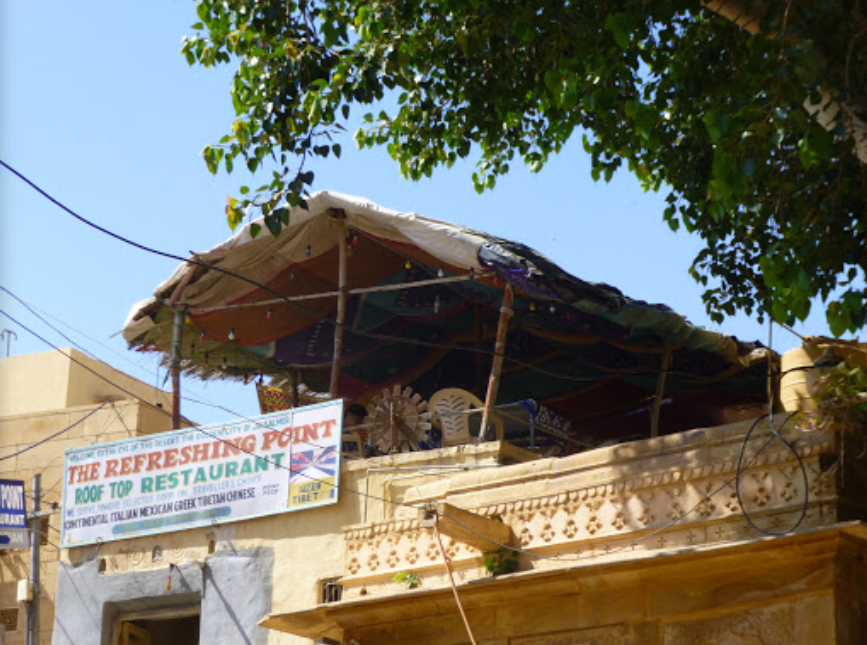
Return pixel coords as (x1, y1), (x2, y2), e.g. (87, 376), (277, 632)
(735, 319), (809, 536)
(0, 285), (97, 359)
(1, 160), (810, 552)
(434, 521), (480, 645)
(6, 300), (813, 566)
(438, 413), (809, 564)
(0, 402), (109, 462)
(0, 306), (430, 514)
(0, 158), (766, 390)
(3, 298), (810, 557)
(735, 412), (809, 536)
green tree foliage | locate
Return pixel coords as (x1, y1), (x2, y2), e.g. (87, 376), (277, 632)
(182, 0), (867, 335)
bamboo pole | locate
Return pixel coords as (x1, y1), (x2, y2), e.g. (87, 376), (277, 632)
(479, 284), (514, 443)
(650, 345), (672, 438)
(329, 211), (348, 398)
(291, 367), (300, 408)
(190, 273), (476, 313)
(171, 308), (184, 429)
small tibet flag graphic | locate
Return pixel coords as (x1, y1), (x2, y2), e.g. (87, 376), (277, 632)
(289, 446), (337, 484)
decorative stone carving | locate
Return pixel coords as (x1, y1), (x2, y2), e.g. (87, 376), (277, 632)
(664, 603), (796, 644)
(510, 623), (629, 645)
(340, 430), (838, 598)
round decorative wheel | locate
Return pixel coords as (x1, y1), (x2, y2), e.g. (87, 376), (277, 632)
(366, 385), (432, 453)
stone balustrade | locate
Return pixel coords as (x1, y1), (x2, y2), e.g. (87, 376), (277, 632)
(338, 418), (849, 600)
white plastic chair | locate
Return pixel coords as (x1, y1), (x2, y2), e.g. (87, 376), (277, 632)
(429, 388), (503, 446)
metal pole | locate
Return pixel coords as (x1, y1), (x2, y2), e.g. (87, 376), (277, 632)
(26, 474), (41, 645)
(171, 309), (184, 429)
(329, 210), (348, 399)
(1, 329), (17, 357)
(479, 285), (514, 442)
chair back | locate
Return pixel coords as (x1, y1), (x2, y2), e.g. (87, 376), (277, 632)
(429, 388), (485, 446)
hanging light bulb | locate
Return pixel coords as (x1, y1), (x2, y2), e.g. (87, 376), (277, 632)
(200, 329), (206, 341)
(266, 307), (273, 321)
(290, 268), (296, 281)
(469, 268), (475, 281)
(184, 314), (192, 324)
(306, 244), (312, 257)
(405, 259), (412, 270)
(549, 304), (556, 314)
(530, 302), (537, 312)
(437, 267), (444, 278)
(222, 356), (227, 369)
(434, 296), (441, 314)
(228, 327), (235, 341)
(204, 353), (210, 365)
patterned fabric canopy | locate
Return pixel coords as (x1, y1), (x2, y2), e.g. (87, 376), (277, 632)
(124, 192), (771, 440)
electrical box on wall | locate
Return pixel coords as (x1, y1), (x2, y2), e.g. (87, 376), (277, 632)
(16, 579), (33, 603)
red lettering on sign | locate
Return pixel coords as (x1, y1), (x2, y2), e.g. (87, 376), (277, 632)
(104, 459), (119, 478)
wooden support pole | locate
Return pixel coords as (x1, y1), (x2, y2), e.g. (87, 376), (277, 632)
(479, 284), (513, 443)
(474, 305), (485, 398)
(171, 308), (184, 429)
(650, 345), (672, 438)
(291, 367), (300, 408)
(329, 211), (348, 399)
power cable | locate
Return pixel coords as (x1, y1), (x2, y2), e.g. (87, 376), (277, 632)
(438, 413), (809, 563)
(0, 158), (764, 390)
(0, 402), (109, 462)
(0, 306), (430, 514)
(434, 521), (480, 645)
(734, 320), (809, 536)
(0, 285), (96, 359)
(5, 302), (812, 563)
(0, 284), (312, 437)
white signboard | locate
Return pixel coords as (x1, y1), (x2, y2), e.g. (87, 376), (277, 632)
(61, 400), (342, 547)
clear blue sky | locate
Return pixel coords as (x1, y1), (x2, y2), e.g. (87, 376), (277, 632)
(0, 2), (838, 426)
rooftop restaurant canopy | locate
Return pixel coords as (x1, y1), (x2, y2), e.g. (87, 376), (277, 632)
(123, 191), (771, 440)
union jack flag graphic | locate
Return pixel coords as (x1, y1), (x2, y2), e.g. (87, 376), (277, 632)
(289, 446), (337, 484)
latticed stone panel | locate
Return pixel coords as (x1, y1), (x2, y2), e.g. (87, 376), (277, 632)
(1, 607), (19, 633)
(340, 432), (837, 597)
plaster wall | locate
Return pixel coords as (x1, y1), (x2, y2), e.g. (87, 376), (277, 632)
(52, 549), (273, 645)
(0, 349), (170, 418)
(0, 350), (71, 416)
(58, 446), (514, 645)
(1, 350), (175, 645)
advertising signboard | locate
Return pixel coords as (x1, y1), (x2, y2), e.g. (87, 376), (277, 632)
(0, 479), (29, 549)
(61, 400), (342, 547)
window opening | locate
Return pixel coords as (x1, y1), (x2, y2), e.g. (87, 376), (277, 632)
(1, 607), (19, 633)
(321, 578), (343, 604)
(114, 609), (200, 645)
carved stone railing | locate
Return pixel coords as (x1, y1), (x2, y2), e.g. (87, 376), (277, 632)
(340, 420), (848, 599)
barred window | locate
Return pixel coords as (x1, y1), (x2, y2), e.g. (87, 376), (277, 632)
(1, 607), (19, 633)
(321, 578), (343, 604)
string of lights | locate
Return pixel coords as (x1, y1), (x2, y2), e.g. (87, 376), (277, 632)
(1, 159), (808, 559)
(0, 157), (766, 392)
(438, 413), (810, 563)
(0, 402), (109, 463)
(0, 306), (449, 513)
(3, 306), (810, 561)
